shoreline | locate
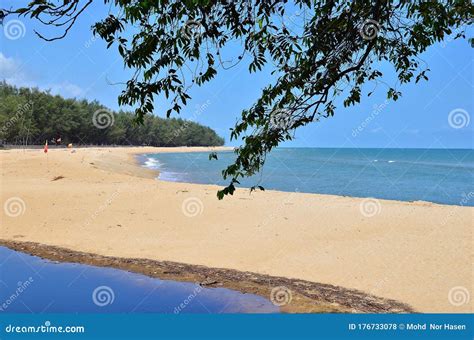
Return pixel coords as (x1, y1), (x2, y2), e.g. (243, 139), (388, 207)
(1, 146), (472, 313)
(0, 239), (413, 313)
(133, 147), (471, 208)
(130, 146), (234, 180)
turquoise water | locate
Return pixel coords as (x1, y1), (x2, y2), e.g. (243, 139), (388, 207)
(0, 247), (279, 313)
(142, 148), (474, 206)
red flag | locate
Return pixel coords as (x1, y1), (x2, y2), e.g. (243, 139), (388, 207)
(44, 140), (48, 153)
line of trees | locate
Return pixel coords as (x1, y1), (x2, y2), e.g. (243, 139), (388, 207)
(0, 82), (224, 147)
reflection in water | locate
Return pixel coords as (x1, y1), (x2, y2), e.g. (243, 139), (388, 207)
(0, 247), (279, 313)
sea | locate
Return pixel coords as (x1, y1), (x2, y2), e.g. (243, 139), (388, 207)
(141, 148), (474, 206)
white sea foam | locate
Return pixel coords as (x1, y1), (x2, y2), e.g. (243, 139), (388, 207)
(143, 157), (161, 169)
(158, 171), (185, 182)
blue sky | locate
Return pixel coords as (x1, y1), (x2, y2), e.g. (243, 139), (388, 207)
(1, 0), (472, 148)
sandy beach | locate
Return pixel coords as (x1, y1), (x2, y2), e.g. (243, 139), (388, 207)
(0, 146), (472, 313)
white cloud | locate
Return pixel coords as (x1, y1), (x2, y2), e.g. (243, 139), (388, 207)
(48, 82), (84, 97)
(0, 52), (84, 98)
(0, 52), (19, 75)
(0, 52), (36, 88)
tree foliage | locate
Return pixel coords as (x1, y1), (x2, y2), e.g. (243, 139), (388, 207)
(0, 83), (224, 147)
(2, 0), (472, 198)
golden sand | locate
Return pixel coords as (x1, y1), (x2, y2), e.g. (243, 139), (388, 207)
(0, 147), (472, 312)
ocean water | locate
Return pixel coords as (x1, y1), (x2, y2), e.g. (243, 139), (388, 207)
(141, 148), (474, 206)
(0, 247), (278, 313)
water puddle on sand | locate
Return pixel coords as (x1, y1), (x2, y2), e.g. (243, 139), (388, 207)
(0, 247), (279, 313)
